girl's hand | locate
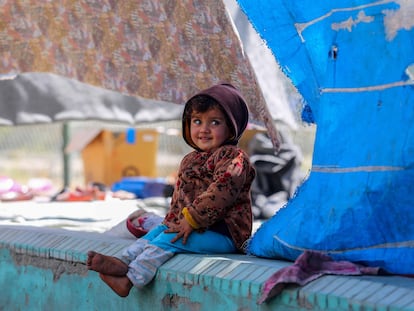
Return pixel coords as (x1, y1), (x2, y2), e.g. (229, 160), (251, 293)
(165, 218), (194, 244)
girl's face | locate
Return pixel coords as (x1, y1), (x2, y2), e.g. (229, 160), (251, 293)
(190, 107), (231, 152)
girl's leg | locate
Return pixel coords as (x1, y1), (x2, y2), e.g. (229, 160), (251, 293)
(99, 273), (133, 297)
(127, 243), (174, 288)
(120, 224), (167, 263)
(150, 229), (237, 254)
(87, 251), (128, 276)
(126, 229), (236, 288)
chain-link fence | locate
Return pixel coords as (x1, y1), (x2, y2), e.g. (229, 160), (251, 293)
(0, 119), (315, 192)
(0, 120), (190, 189)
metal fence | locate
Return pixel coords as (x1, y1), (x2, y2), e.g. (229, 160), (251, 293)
(0, 121), (190, 189)
(0, 120), (315, 192)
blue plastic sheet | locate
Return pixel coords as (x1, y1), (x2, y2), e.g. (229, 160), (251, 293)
(238, 0), (414, 274)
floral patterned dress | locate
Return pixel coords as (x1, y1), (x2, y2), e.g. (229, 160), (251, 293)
(164, 145), (256, 251)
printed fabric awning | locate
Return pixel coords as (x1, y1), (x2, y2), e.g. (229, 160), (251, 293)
(0, 1), (279, 147)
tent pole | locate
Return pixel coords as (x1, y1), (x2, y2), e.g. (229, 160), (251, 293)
(62, 122), (70, 187)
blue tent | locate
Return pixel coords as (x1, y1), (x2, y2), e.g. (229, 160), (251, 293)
(238, 0), (414, 274)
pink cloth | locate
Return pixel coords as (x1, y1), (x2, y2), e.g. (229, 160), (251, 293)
(259, 250), (381, 304)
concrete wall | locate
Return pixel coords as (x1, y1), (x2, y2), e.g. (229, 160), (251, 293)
(1, 225), (414, 311)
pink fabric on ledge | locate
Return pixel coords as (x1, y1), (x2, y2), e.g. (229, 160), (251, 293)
(259, 250), (381, 304)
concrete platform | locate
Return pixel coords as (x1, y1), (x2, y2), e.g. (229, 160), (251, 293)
(1, 225), (414, 310)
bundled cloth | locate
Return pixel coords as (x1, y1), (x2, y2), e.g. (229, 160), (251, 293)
(259, 250), (382, 304)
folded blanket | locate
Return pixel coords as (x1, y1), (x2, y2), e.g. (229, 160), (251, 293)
(259, 250), (381, 304)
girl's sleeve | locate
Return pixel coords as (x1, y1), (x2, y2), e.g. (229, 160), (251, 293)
(188, 147), (251, 228)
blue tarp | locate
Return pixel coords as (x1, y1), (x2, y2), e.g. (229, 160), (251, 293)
(238, 0), (414, 274)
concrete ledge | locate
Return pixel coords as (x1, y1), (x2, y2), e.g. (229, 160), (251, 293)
(1, 225), (414, 310)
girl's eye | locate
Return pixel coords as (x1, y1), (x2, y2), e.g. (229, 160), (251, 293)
(211, 120), (220, 125)
(192, 118), (201, 125)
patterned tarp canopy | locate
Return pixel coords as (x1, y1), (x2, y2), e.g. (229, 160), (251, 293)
(0, 0), (279, 147)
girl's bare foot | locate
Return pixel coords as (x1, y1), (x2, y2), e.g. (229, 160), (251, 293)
(99, 273), (133, 297)
(87, 251), (128, 276)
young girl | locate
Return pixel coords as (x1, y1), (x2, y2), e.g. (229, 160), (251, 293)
(87, 83), (256, 297)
